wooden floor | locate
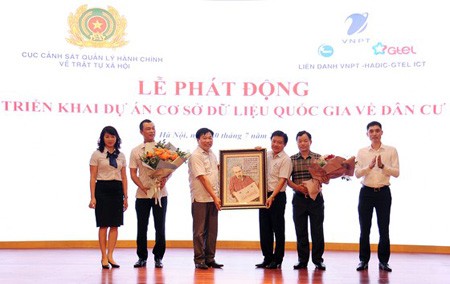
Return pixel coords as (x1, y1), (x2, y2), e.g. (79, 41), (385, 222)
(0, 248), (449, 284)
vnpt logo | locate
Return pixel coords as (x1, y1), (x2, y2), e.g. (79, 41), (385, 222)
(372, 42), (417, 55)
(345, 13), (369, 36)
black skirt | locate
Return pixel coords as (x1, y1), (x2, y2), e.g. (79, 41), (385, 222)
(95, 180), (124, 227)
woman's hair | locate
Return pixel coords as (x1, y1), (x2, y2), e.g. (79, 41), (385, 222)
(97, 126), (122, 153)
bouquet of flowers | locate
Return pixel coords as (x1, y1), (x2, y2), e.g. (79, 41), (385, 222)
(141, 140), (190, 205)
(303, 154), (356, 200)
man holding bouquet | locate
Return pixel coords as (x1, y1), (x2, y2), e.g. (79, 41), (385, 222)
(355, 121), (399, 272)
(129, 119), (169, 269)
(287, 130), (326, 271)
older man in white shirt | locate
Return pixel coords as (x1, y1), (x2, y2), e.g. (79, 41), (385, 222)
(188, 127), (223, 270)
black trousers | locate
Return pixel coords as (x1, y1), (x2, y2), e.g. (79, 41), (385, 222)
(292, 192), (324, 264)
(358, 186), (392, 263)
(135, 197), (167, 261)
(258, 191), (286, 264)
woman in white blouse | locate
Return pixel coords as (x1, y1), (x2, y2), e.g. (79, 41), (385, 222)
(89, 126), (128, 269)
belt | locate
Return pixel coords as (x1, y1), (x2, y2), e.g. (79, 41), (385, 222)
(362, 185), (389, 192)
(268, 191), (286, 196)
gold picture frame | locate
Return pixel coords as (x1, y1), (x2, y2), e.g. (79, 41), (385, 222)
(219, 148), (267, 209)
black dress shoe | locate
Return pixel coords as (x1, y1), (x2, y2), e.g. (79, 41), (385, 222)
(255, 261), (270, 269)
(155, 258), (163, 268)
(134, 259), (147, 268)
(356, 261), (368, 271)
(206, 261), (224, 268)
(293, 262), (308, 270)
(102, 263), (110, 269)
(195, 263), (209, 269)
(314, 262), (326, 270)
(379, 262), (392, 272)
(108, 261), (120, 268)
(266, 261), (282, 269)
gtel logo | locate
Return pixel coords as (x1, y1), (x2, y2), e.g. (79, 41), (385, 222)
(372, 42), (417, 55)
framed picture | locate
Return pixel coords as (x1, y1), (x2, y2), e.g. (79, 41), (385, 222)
(219, 148), (267, 209)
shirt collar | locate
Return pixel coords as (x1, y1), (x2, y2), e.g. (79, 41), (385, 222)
(271, 150), (286, 159)
(199, 146), (211, 155)
(294, 151), (313, 160)
(368, 143), (385, 151)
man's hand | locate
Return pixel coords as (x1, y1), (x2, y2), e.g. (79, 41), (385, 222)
(266, 196), (274, 208)
(377, 155), (384, 169)
(297, 183), (308, 195)
(369, 156), (377, 169)
(139, 186), (150, 194)
(213, 197), (222, 211)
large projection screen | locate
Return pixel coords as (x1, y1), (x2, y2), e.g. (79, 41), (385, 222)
(1, 1), (448, 247)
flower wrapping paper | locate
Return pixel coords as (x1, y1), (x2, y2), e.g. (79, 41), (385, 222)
(303, 156), (356, 200)
(141, 141), (190, 205)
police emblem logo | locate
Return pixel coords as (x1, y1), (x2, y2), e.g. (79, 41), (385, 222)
(67, 5), (127, 48)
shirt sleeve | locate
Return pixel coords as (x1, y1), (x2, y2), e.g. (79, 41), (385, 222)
(279, 156), (293, 179)
(384, 147), (400, 178)
(355, 148), (371, 178)
(129, 147), (139, 169)
(118, 152), (127, 168)
(89, 150), (99, 166)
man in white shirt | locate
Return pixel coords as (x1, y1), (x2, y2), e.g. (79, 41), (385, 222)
(188, 127), (223, 270)
(255, 130), (292, 269)
(129, 119), (169, 269)
(355, 121), (400, 272)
